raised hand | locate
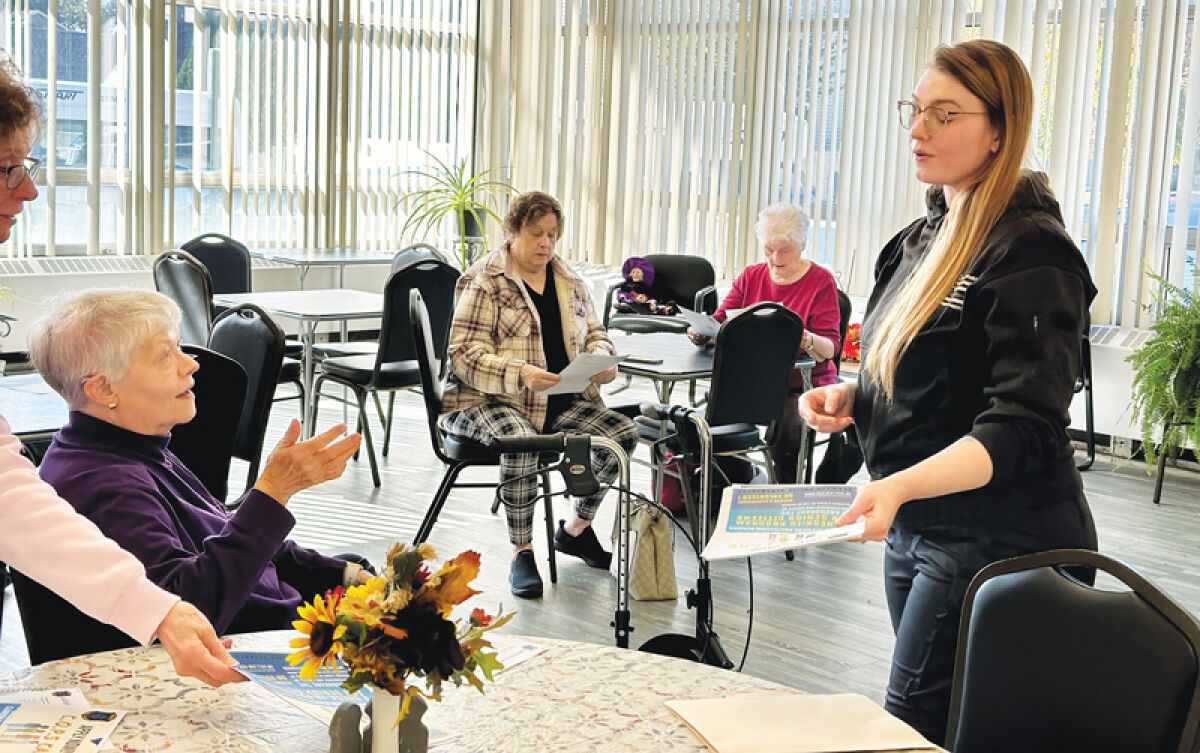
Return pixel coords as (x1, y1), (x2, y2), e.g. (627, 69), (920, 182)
(253, 420), (362, 504)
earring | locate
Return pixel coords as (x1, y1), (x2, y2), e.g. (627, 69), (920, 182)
(107, 401), (117, 410)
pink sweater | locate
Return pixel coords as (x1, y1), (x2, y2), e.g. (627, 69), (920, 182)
(0, 418), (178, 644)
(714, 262), (842, 387)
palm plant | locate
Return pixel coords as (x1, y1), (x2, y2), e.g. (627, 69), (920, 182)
(1127, 268), (1200, 469)
(395, 149), (515, 268)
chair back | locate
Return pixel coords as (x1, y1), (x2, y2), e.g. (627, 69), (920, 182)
(409, 290), (452, 463)
(947, 549), (1200, 753)
(181, 233), (252, 294)
(11, 569), (137, 664)
(168, 345), (247, 501)
(152, 249), (213, 346)
(706, 302), (805, 427)
(209, 304), (286, 483)
(376, 256), (460, 369)
(642, 254), (717, 312)
(390, 242), (450, 273)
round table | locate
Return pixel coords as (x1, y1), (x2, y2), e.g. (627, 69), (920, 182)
(0, 632), (925, 752)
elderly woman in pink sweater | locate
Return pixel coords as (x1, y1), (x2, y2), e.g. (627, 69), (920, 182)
(688, 203), (842, 482)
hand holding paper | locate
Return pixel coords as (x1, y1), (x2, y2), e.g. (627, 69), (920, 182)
(538, 353), (626, 395)
(678, 306), (721, 337)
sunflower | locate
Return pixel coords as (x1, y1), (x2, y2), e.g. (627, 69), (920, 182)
(287, 590), (347, 680)
(341, 576), (389, 627)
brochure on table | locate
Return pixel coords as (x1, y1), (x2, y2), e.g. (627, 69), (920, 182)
(0, 695), (123, 752)
(701, 484), (865, 561)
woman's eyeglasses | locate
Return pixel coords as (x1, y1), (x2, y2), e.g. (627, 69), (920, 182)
(896, 100), (987, 134)
(0, 157), (40, 189)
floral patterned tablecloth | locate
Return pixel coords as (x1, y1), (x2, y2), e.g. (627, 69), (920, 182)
(0, 632), (935, 752)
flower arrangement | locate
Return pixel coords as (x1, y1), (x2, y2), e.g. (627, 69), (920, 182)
(288, 543), (513, 721)
(841, 322), (862, 362)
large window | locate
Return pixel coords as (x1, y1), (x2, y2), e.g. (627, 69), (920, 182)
(483, 0), (1199, 326)
(2, 0), (478, 256)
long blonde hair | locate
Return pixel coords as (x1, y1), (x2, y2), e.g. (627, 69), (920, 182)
(865, 40), (1032, 399)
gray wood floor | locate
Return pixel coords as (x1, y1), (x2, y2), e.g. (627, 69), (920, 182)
(3, 375), (1199, 708)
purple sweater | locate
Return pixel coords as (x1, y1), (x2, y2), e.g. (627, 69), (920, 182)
(39, 411), (346, 634)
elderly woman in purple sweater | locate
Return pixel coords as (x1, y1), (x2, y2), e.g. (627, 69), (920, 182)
(30, 289), (367, 634)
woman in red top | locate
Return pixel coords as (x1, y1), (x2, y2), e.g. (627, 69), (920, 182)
(688, 202), (841, 482)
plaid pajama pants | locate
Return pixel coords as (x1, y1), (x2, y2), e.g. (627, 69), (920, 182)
(439, 400), (638, 545)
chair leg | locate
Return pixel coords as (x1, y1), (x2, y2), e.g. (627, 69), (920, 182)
(542, 473), (557, 585)
(382, 392), (397, 457)
(308, 377), (326, 437)
(413, 463), (468, 544)
(293, 379), (307, 426)
(354, 388), (381, 488)
(373, 392), (387, 430)
(607, 373), (633, 395)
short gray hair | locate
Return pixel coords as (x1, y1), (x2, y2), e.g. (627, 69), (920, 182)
(755, 203), (811, 252)
(27, 289), (181, 409)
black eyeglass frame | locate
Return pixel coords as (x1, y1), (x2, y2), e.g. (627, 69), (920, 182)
(0, 157), (40, 189)
(896, 100), (988, 133)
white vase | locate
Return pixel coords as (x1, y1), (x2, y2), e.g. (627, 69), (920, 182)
(370, 687), (401, 753)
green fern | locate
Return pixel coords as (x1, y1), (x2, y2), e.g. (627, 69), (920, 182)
(1127, 267), (1200, 470)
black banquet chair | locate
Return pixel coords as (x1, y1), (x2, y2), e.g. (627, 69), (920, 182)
(208, 304), (288, 499)
(167, 345), (247, 502)
(312, 257), (459, 487)
(181, 232), (252, 296)
(634, 302), (805, 527)
(408, 290), (564, 584)
(946, 549), (1200, 753)
(602, 253), (718, 334)
(152, 249), (213, 347)
(154, 248), (306, 420)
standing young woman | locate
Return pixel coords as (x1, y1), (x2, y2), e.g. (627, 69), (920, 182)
(800, 40), (1097, 744)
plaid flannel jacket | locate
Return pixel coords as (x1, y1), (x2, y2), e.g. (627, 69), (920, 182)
(441, 246), (615, 431)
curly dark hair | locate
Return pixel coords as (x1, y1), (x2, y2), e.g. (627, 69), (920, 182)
(0, 52), (44, 142)
(502, 191), (564, 238)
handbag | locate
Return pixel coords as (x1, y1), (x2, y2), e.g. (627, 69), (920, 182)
(628, 502), (677, 601)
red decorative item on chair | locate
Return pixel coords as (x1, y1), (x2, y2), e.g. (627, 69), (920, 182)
(842, 322), (861, 362)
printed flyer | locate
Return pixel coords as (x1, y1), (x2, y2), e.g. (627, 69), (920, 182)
(702, 484), (865, 560)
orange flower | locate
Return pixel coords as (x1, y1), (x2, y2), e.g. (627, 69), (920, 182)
(417, 550), (481, 616)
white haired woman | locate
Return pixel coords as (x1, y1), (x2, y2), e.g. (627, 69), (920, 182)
(29, 289), (367, 636)
(688, 202), (842, 482)
(0, 55), (238, 685)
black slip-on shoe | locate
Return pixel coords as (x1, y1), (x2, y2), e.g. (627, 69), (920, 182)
(509, 549), (543, 598)
(553, 520), (612, 569)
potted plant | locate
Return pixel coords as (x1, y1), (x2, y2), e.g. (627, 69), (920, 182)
(1127, 268), (1200, 470)
(396, 149), (515, 269)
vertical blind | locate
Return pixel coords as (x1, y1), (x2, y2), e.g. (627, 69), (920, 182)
(1, 0), (478, 258)
(481, 0), (1199, 326)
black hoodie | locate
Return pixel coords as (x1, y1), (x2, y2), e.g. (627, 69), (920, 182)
(855, 170), (1097, 534)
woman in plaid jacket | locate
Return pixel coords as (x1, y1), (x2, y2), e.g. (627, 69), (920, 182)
(440, 192), (638, 598)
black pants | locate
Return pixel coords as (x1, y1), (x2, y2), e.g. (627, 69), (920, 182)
(882, 501), (1097, 745)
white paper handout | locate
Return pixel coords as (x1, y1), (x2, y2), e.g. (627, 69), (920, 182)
(538, 353), (626, 395)
(678, 306), (721, 337)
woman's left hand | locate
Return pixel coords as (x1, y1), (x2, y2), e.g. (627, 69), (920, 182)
(835, 478), (906, 542)
(591, 365), (619, 384)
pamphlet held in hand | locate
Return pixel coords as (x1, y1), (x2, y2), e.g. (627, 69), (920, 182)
(701, 484), (865, 560)
(538, 353), (626, 395)
(678, 306), (721, 337)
